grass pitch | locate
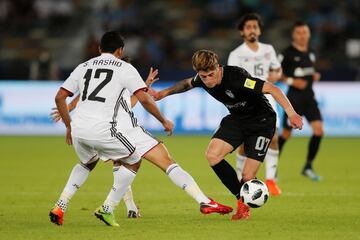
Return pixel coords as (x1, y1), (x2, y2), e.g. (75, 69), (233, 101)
(0, 136), (359, 240)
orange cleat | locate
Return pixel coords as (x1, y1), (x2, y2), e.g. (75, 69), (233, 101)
(49, 206), (64, 226)
(200, 198), (233, 215)
(231, 199), (250, 220)
(266, 179), (282, 196)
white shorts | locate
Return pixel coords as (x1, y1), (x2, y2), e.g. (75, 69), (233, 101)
(72, 126), (159, 165)
(265, 94), (280, 128)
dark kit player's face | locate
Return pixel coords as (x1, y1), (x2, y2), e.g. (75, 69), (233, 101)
(241, 20), (261, 43)
(198, 66), (221, 88)
(292, 25), (310, 46)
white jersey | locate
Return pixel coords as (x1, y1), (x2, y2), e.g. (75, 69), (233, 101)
(62, 53), (146, 140)
(227, 42), (281, 81)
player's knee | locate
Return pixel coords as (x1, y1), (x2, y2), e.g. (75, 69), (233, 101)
(314, 126), (324, 136)
(242, 171), (256, 182)
(122, 160), (141, 173)
(205, 150), (222, 165)
(84, 159), (99, 171)
(282, 129), (292, 139)
(269, 137), (278, 149)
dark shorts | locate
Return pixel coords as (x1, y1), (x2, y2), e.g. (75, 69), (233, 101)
(212, 114), (276, 162)
(282, 92), (322, 129)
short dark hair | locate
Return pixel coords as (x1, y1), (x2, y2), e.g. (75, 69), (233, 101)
(236, 13), (263, 31)
(292, 20), (308, 31)
(100, 31), (125, 53)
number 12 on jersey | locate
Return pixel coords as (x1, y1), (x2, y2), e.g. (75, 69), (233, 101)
(82, 68), (114, 102)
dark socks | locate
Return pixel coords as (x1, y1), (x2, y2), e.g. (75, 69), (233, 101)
(305, 135), (322, 169)
(211, 159), (242, 199)
(278, 136), (287, 154)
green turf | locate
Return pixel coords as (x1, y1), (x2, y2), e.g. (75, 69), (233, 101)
(0, 136), (359, 240)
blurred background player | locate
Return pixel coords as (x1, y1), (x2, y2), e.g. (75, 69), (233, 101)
(227, 13), (282, 196)
(151, 50), (303, 220)
(278, 21), (324, 181)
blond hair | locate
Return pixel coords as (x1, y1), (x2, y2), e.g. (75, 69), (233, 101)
(192, 50), (219, 72)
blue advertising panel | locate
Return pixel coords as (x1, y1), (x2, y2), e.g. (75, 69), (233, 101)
(0, 81), (359, 136)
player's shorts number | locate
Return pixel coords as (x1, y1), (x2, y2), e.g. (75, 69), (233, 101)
(82, 68), (114, 102)
(255, 136), (271, 151)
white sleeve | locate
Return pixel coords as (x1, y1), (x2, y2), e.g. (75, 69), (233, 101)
(227, 51), (238, 66)
(269, 46), (281, 70)
(61, 65), (82, 96)
(122, 64), (147, 94)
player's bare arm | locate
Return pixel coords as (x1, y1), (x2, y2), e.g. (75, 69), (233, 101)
(134, 89), (174, 135)
(130, 67), (159, 107)
(262, 81), (303, 130)
(153, 78), (193, 100)
(51, 95), (80, 122)
(54, 88), (73, 145)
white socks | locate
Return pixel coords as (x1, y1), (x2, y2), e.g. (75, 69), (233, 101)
(265, 148), (279, 180)
(123, 185), (138, 213)
(166, 163), (210, 204)
(236, 149), (279, 181)
(235, 153), (246, 180)
(102, 166), (136, 213)
(57, 163), (90, 212)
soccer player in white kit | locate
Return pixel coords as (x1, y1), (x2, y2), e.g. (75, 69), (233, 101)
(49, 31), (233, 227)
(50, 66), (160, 219)
(227, 13), (283, 196)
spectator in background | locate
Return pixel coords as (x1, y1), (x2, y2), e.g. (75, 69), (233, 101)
(30, 49), (59, 80)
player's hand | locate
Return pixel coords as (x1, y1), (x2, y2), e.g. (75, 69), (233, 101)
(162, 119), (174, 136)
(145, 67), (159, 87)
(50, 107), (62, 122)
(289, 114), (303, 130)
(66, 127), (73, 145)
(313, 72), (321, 82)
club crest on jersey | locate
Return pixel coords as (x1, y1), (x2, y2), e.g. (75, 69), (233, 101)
(225, 89), (235, 98)
(244, 78), (256, 89)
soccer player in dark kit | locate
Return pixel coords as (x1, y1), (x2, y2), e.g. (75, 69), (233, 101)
(151, 49), (303, 220)
(278, 21), (324, 181)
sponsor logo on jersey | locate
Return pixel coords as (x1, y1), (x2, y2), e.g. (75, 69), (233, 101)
(225, 89), (235, 98)
(244, 78), (256, 89)
(225, 101), (247, 109)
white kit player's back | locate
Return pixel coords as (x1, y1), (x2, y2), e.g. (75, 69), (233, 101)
(61, 53), (147, 140)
